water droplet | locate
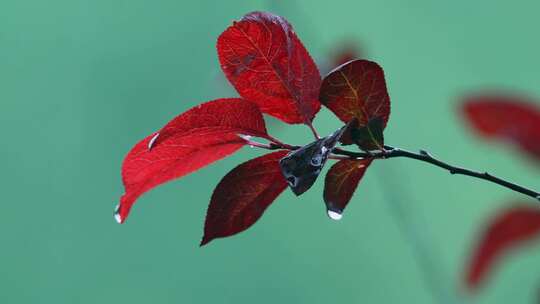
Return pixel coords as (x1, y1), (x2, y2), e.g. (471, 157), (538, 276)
(327, 210), (343, 221)
(311, 154), (323, 166)
(114, 204), (122, 224)
(148, 133), (160, 150)
(249, 145), (255, 148)
(237, 134), (252, 141)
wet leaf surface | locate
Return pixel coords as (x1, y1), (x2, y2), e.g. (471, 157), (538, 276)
(279, 127), (345, 196)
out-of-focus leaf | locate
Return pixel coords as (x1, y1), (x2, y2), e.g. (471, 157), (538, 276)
(201, 151), (289, 246)
(116, 99), (268, 223)
(465, 205), (540, 290)
(217, 11), (321, 124)
(279, 127), (344, 196)
(331, 43), (362, 67)
(462, 95), (540, 161)
(323, 159), (372, 219)
(319, 41), (363, 75)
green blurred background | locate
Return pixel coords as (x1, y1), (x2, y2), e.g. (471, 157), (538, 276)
(1, 0), (539, 303)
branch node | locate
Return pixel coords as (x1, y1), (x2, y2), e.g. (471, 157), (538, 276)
(419, 149), (433, 158)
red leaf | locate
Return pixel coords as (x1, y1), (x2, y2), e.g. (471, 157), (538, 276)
(201, 150), (289, 246)
(151, 98), (269, 148)
(319, 60), (391, 128)
(323, 159), (372, 219)
(116, 98), (269, 224)
(462, 95), (540, 161)
(217, 11), (321, 124)
(466, 205), (540, 290)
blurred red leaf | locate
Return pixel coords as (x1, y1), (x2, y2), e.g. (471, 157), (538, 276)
(217, 11), (321, 124)
(201, 150), (289, 245)
(319, 42), (363, 76)
(466, 205), (540, 290)
(330, 42), (362, 67)
(462, 95), (540, 161)
(319, 60), (390, 128)
(323, 159), (372, 219)
(116, 99), (268, 223)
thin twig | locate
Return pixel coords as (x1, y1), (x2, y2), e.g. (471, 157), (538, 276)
(306, 122), (320, 139)
(266, 135), (298, 150)
(248, 134), (539, 200)
(245, 139), (272, 150)
(331, 145), (540, 201)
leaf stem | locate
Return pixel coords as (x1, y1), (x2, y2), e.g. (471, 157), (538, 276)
(245, 140), (272, 149)
(306, 122), (321, 139)
(266, 135), (298, 150)
(331, 145), (540, 201)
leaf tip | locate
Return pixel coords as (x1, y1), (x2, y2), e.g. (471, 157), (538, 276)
(200, 235), (213, 247)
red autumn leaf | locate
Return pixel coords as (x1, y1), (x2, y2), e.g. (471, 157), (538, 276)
(461, 95), (540, 161)
(319, 59), (391, 128)
(116, 98), (269, 224)
(217, 11), (321, 124)
(150, 98), (270, 148)
(201, 150), (289, 245)
(465, 205), (540, 290)
(323, 159), (372, 219)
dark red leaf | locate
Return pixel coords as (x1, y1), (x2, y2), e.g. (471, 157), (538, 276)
(323, 159), (372, 219)
(462, 95), (540, 161)
(201, 150), (289, 246)
(217, 11), (321, 124)
(348, 117), (385, 150)
(319, 60), (391, 128)
(466, 205), (540, 290)
(116, 98), (269, 224)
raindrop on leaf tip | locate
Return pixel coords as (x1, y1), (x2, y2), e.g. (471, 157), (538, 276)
(327, 210), (343, 221)
(114, 204), (122, 224)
